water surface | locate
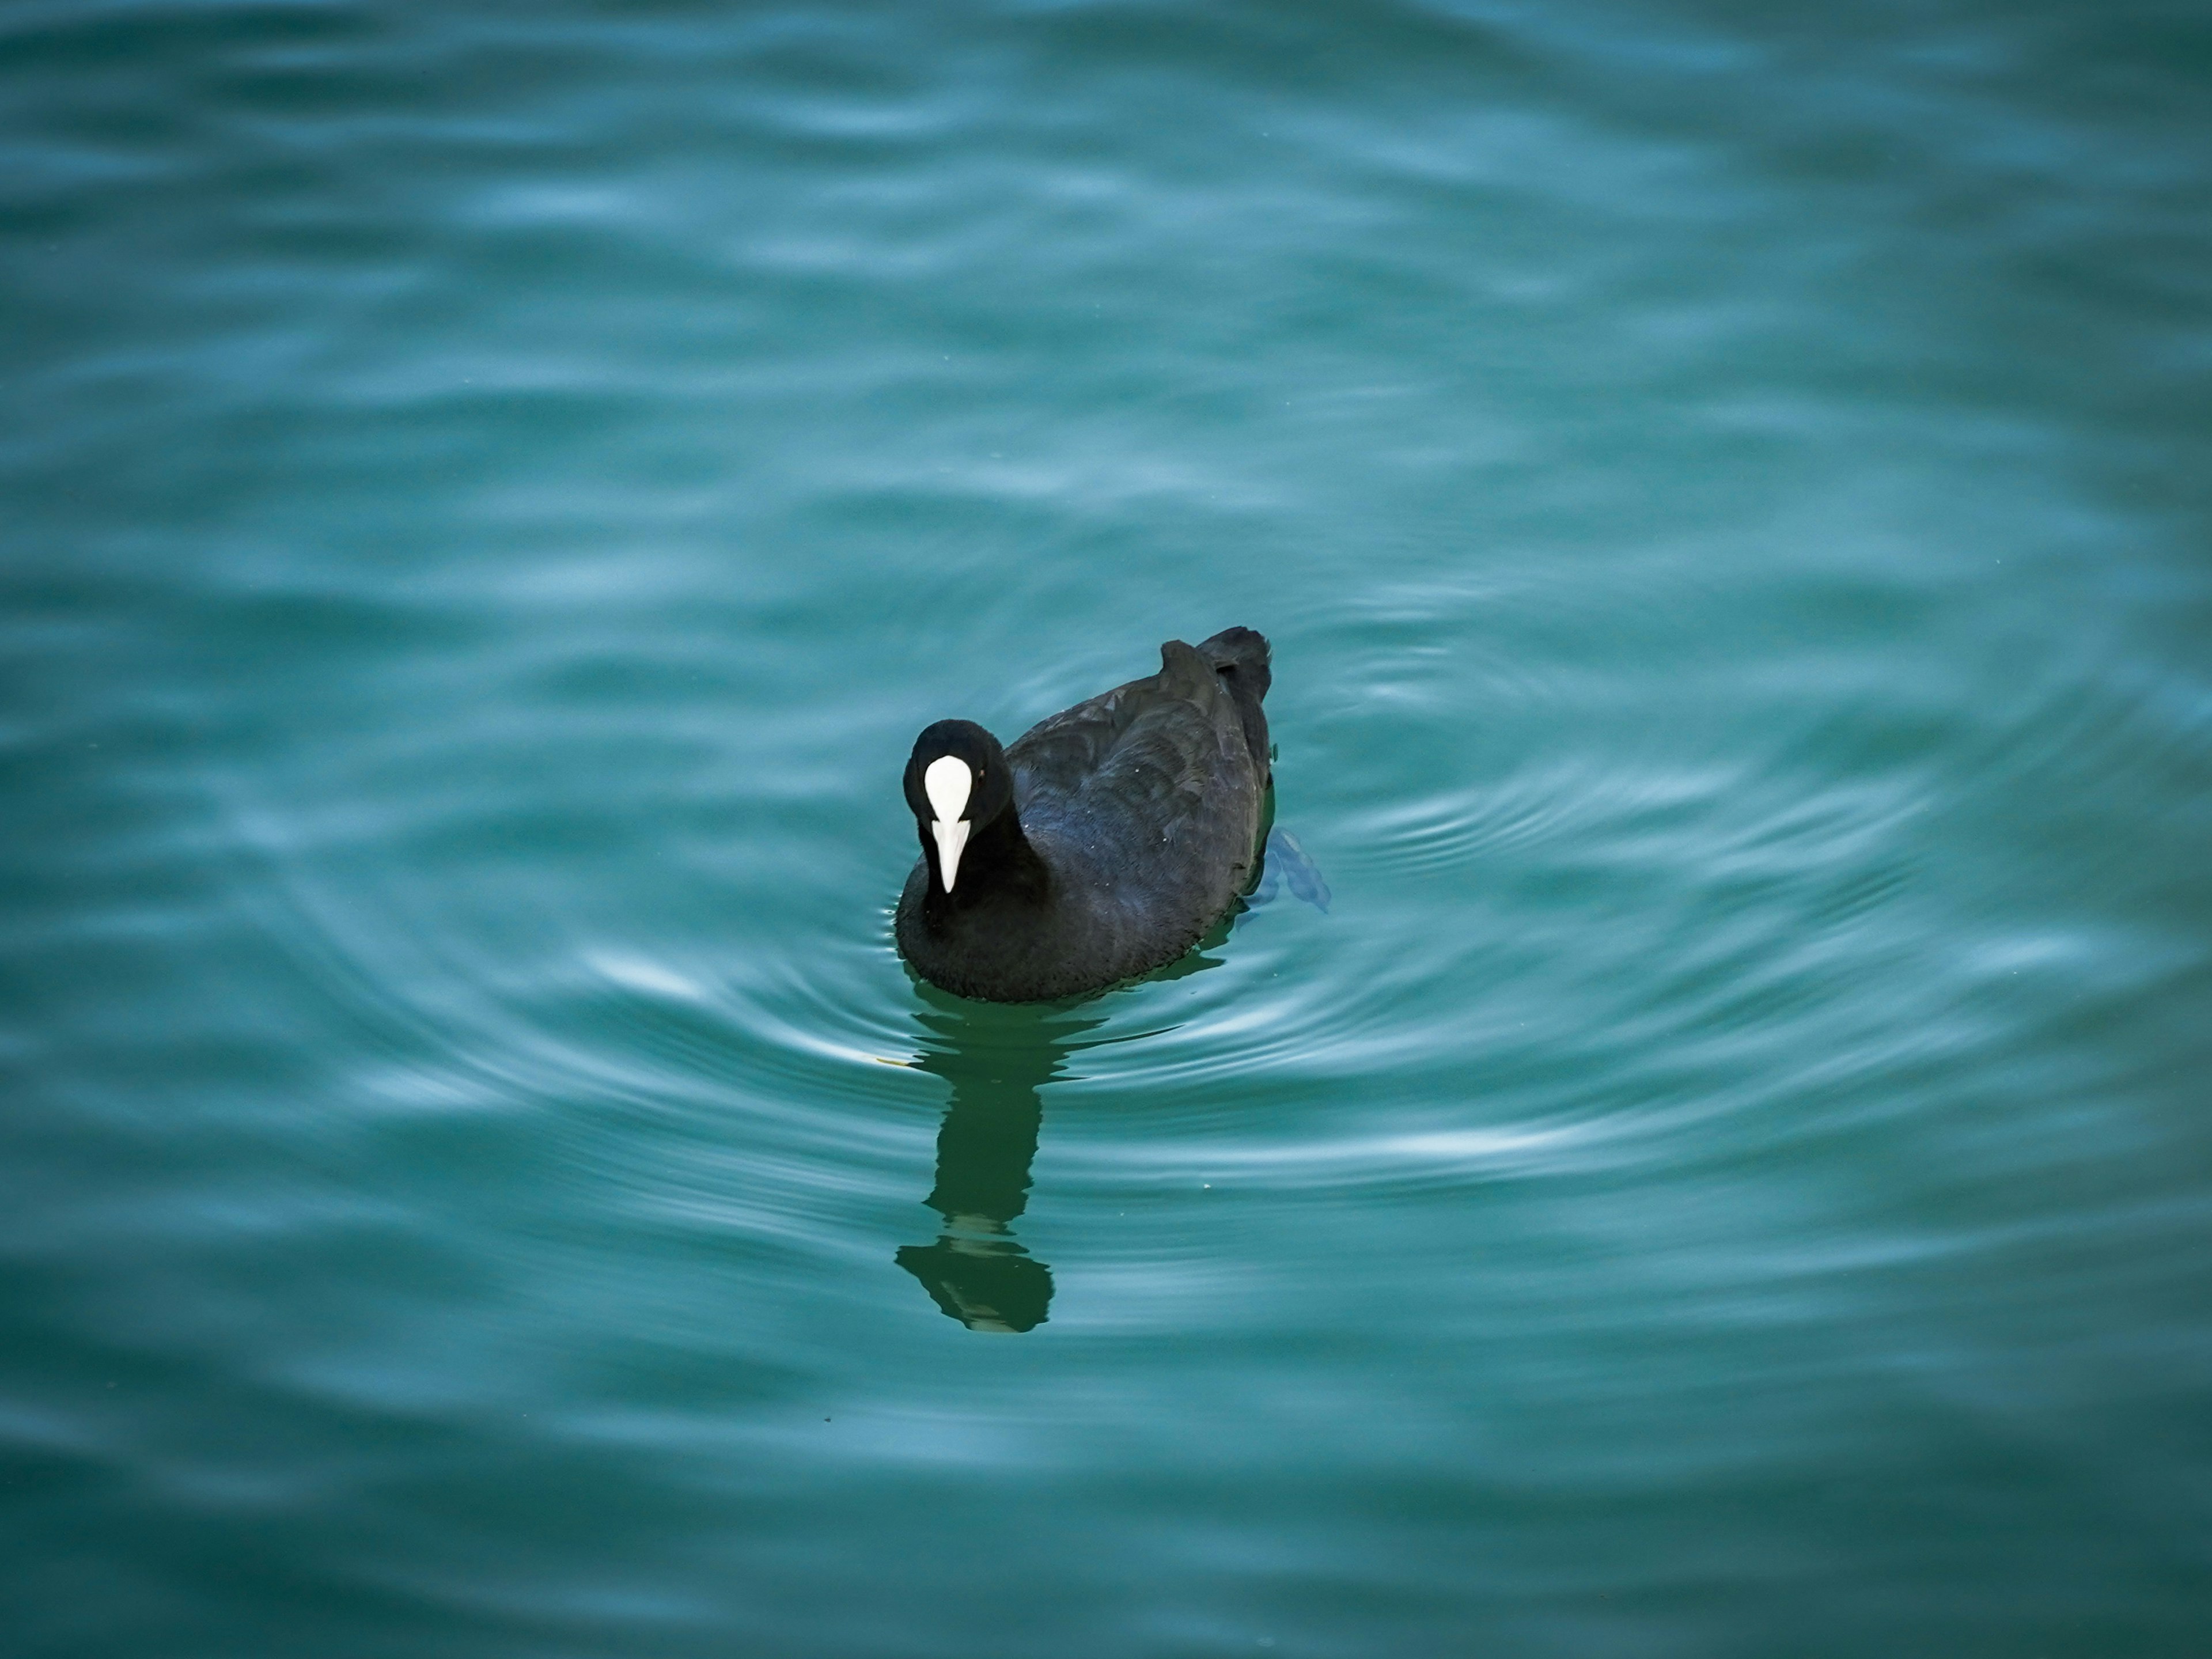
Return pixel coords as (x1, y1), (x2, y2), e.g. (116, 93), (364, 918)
(4, 1), (2210, 1654)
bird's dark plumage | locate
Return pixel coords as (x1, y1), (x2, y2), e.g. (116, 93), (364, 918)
(895, 627), (1272, 1002)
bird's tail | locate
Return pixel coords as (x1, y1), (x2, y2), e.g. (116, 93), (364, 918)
(1196, 626), (1271, 703)
(1195, 626), (1272, 786)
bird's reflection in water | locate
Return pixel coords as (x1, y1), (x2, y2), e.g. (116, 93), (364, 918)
(895, 907), (1248, 1332)
(895, 993), (1103, 1332)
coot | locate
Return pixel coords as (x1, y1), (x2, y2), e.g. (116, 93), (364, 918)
(895, 627), (1272, 1002)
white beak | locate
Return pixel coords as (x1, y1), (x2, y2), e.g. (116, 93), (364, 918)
(922, 753), (974, 893)
(931, 816), (971, 892)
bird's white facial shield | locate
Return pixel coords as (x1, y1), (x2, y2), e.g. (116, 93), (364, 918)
(923, 754), (973, 892)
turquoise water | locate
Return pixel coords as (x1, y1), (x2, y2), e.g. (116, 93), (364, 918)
(5, 1), (2210, 1653)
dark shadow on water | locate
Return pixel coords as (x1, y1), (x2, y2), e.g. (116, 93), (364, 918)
(1245, 781), (1330, 914)
(1253, 825), (1331, 912)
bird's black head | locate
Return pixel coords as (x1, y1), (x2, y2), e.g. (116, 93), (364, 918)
(903, 719), (1013, 894)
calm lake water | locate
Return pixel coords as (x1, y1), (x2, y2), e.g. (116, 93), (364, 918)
(5, 1), (2210, 1654)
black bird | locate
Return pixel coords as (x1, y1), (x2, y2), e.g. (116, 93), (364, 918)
(896, 627), (1272, 1002)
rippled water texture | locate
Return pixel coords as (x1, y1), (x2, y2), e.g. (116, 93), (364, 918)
(5, 1), (2210, 1654)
